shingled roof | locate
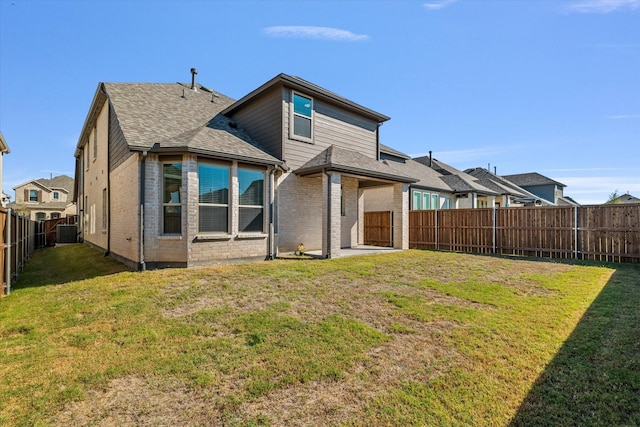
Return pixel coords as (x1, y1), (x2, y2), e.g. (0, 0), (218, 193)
(295, 145), (416, 183)
(78, 82), (281, 166)
(502, 172), (566, 188)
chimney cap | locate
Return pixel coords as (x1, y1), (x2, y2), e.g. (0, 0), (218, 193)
(191, 68), (198, 74)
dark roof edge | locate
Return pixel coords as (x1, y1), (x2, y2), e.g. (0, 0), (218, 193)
(222, 73), (390, 122)
(129, 145), (282, 166)
(75, 83), (108, 157)
(295, 164), (417, 183)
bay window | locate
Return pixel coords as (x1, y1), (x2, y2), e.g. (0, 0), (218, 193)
(162, 163), (182, 234)
(238, 168), (264, 232)
(198, 163), (229, 233)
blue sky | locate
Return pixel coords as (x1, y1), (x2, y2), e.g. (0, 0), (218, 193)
(0, 0), (638, 205)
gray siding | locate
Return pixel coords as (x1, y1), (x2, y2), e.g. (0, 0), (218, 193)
(229, 86), (283, 159)
(109, 103), (131, 172)
(283, 87), (379, 170)
(524, 184), (555, 204)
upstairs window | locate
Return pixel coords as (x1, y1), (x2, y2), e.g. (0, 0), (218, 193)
(29, 189), (38, 202)
(198, 163), (229, 233)
(292, 92), (313, 141)
(238, 168), (264, 233)
(162, 163), (182, 234)
(53, 191), (59, 200)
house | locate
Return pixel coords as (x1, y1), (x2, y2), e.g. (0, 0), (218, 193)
(464, 167), (551, 207)
(413, 154), (499, 208)
(607, 193), (640, 204)
(8, 175), (76, 220)
(366, 146), (455, 211)
(74, 71), (416, 269)
(502, 172), (579, 206)
(0, 131), (9, 207)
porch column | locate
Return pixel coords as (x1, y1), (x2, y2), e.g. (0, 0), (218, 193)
(392, 182), (409, 250)
(357, 188), (365, 245)
(322, 171), (341, 258)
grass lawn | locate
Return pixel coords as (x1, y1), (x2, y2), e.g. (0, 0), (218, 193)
(1, 244), (638, 426)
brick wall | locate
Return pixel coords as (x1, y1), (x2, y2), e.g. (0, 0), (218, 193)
(275, 172), (323, 253)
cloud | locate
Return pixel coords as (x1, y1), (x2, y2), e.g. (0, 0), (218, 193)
(263, 26), (369, 42)
(424, 0), (458, 10)
(568, 0), (640, 13)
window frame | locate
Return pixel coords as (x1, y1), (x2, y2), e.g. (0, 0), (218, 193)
(197, 161), (230, 234)
(162, 162), (183, 235)
(29, 189), (38, 202)
(238, 166), (266, 233)
(290, 91), (313, 143)
(412, 190), (422, 210)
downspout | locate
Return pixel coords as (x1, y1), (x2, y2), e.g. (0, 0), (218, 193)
(323, 168), (331, 258)
(268, 166), (276, 260)
(138, 151), (147, 271)
(105, 100), (112, 256)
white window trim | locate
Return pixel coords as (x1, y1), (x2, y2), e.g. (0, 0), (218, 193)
(289, 91), (314, 144)
(238, 167), (266, 234)
(197, 161), (231, 235)
(162, 162), (183, 235)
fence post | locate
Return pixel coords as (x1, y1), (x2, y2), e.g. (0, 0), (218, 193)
(6, 208), (11, 296)
(493, 207), (497, 254)
(435, 209), (439, 250)
(574, 206), (579, 260)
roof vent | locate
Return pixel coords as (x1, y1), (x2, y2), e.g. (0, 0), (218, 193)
(190, 68), (198, 92)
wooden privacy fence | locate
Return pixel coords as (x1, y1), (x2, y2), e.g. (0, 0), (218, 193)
(401, 205), (639, 263)
(364, 210), (393, 247)
(1, 208), (41, 296)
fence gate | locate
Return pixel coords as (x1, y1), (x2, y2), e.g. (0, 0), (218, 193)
(364, 211), (393, 247)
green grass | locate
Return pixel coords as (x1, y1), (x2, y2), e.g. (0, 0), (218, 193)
(0, 244), (638, 426)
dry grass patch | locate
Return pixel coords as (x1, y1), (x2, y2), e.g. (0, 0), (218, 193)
(1, 245), (636, 426)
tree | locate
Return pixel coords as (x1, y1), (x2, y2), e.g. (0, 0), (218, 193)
(607, 189), (620, 204)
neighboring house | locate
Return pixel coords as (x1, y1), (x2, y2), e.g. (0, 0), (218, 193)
(8, 175), (76, 220)
(607, 193), (640, 204)
(412, 154), (498, 208)
(0, 131), (9, 207)
(74, 71), (416, 269)
(464, 167), (551, 207)
(366, 146), (455, 211)
(502, 172), (579, 206)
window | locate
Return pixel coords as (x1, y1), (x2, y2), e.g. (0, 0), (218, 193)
(162, 163), (182, 234)
(238, 168), (264, 232)
(53, 191), (59, 200)
(93, 127), (98, 160)
(35, 212), (46, 221)
(422, 193), (431, 210)
(412, 191), (422, 210)
(291, 92), (313, 141)
(198, 163), (229, 233)
(432, 194), (439, 210)
(29, 189), (38, 202)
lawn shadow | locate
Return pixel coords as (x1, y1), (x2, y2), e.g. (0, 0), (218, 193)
(509, 264), (640, 426)
(11, 243), (132, 290)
